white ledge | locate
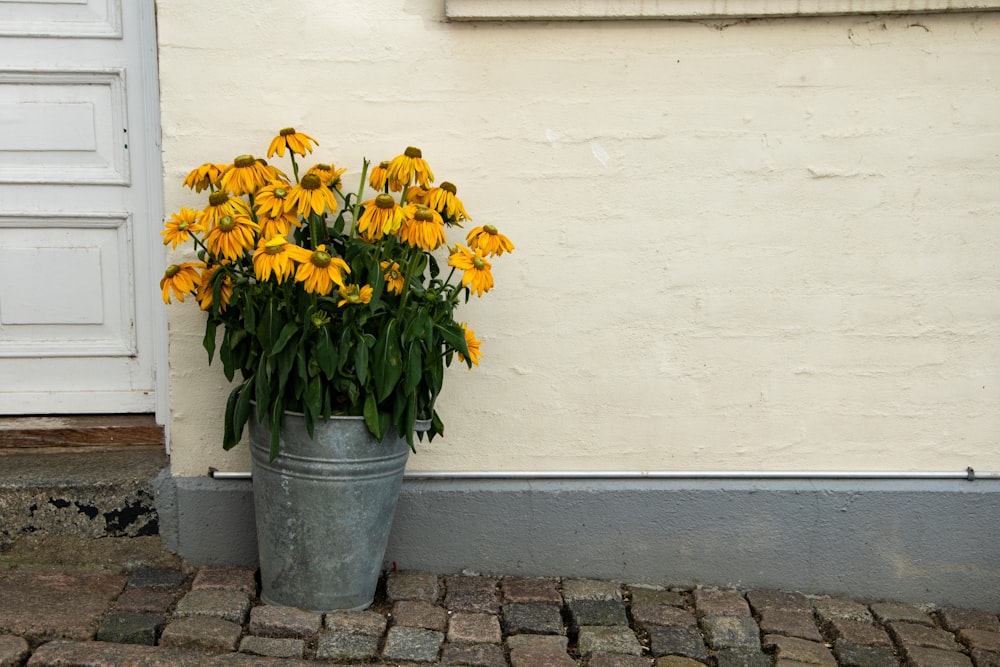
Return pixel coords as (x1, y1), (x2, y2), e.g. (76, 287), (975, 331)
(445, 0), (1000, 20)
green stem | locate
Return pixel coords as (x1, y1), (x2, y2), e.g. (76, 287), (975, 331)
(289, 153), (300, 183)
(350, 159), (370, 240)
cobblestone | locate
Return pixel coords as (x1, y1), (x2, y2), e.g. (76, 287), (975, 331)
(5, 564), (999, 666)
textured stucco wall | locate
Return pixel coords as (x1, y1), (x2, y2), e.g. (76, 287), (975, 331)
(156, 1), (1000, 476)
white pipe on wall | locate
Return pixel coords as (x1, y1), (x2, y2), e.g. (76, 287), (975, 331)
(210, 468), (1000, 481)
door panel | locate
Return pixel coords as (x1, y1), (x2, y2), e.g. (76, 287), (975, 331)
(0, 0), (161, 415)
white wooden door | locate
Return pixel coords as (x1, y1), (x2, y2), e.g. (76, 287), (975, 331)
(0, 0), (163, 414)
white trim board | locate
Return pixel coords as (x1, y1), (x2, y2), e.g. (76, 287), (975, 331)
(445, 0), (1000, 20)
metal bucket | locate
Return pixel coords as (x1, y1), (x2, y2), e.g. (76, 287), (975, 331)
(248, 409), (409, 611)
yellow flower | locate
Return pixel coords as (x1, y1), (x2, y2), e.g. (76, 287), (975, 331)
(424, 182), (471, 223)
(196, 265), (234, 312)
(202, 191), (252, 229)
(357, 194), (405, 241)
(220, 155), (271, 196)
(289, 244), (350, 295)
(255, 182), (292, 219)
(387, 146), (434, 191)
(183, 163), (227, 192)
(160, 262), (202, 304)
(161, 207), (205, 248)
(252, 235), (296, 283)
(203, 212), (259, 261)
(258, 210), (300, 240)
(337, 283), (373, 308)
(404, 185), (428, 205)
(267, 127), (318, 158)
(285, 173), (337, 218)
(257, 158), (289, 184)
(381, 261), (404, 295)
(466, 224), (514, 257)
(398, 204), (446, 251)
(457, 324), (482, 367)
(448, 244), (494, 297)
(368, 161), (391, 191)
(307, 163), (347, 190)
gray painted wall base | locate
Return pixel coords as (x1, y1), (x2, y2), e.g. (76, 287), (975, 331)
(155, 472), (1000, 612)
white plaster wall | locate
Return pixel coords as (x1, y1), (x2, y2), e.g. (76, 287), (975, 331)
(157, 0), (1000, 475)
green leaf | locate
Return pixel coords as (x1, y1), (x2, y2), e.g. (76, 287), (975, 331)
(202, 319), (217, 363)
(257, 300), (281, 349)
(355, 338), (370, 386)
(363, 393), (382, 439)
(373, 320), (403, 401)
(223, 377), (253, 450)
(436, 321), (470, 364)
(270, 321), (300, 357)
(304, 375), (321, 437)
(315, 328), (336, 378)
(404, 341), (423, 394)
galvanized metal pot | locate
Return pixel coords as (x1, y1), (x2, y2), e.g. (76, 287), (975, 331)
(248, 409), (409, 611)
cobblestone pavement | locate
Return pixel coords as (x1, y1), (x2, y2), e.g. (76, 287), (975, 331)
(1, 565), (999, 666)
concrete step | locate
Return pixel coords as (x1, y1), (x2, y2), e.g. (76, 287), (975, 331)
(0, 445), (170, 561)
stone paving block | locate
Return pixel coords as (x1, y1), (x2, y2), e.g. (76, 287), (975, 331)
(578, 625), (643, 656)
(811, 597), (873, 625)
(586, 652), (654, 666)
(114, 588), (178, 614)
(700, 614), (761, 650)
(904, 645), (974, 667)
(386, 570), (441, 603)
(756, 608), (823, 642)
(501, 576), (563, 605)
(95, 611), (163, 645)
(822, 617), (893, 646)
(444, 575), (500, 613)
(832, 639), (900, 667)
(713, 647), (772, 667)
(248, 604), (321, 637)
(324, 609), (387, 636)
(28, 640), (315, 666)
(972, 648), (1000, 667)
(563, 578), (623, 602)
(745, 589), (812, 614)
(509, 644), (577, 667)
(939, 607), (1000, 633)
(631, 603), (698, 630)
(173, 589), (251, 624)
(630, 587), (687, 607)
(440, 642), (507, 666)
(448, 611), (501, 644)
(392, 599), (448, 631)
(238, 635), (305, 658)
(125, 567), (187, 591)
(502, 602), (565, 635)
(646, 626), (708, 661)
(0, 571), (126, 643)
(568, 598), (629, 630)
(0, 635), (29, 667)
(888, 619), (961, 651)
(870, 601), (935, 627)
(159, 616), (242, 652)
(693, 589), (751, 617)
(505, 633), (569, 650)
(315, 629), (380, 662)
(958, 628), (1000, 653)
(190, 565), (257, 597)
(382, 625), (444, 663)
(654, 658), (708, 667)
(763, 634), (836, 666)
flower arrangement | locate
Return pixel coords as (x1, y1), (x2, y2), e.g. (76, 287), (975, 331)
(160, 128), (513, 458)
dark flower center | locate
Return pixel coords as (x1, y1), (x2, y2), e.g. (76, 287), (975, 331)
(441, 182), (457, 195)
(233, 155), (256, 168)
(404, 146), (422, 159)
(311, 250), (332, 268)
(300, 174), (321, 190)
(375, 194), (395, 209)
(218, 216), (236, 232)
(280, 127), (296, 136)
(208, 192), (229, 206)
